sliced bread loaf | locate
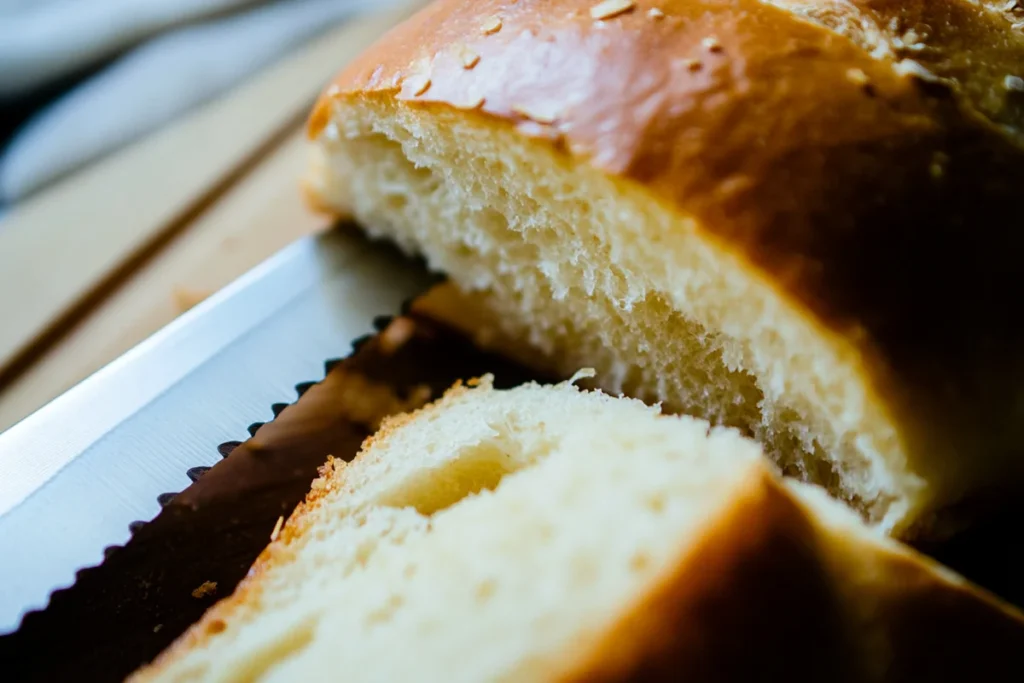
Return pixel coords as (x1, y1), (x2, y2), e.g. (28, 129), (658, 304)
(303, 0), (1024, 539)
(132, 376), (1024, 682)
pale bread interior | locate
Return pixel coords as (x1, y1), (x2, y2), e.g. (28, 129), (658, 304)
(306, 99), (924, 534)
(131, 377), (813, 682)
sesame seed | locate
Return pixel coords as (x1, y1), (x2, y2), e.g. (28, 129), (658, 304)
(1006, 75), (1024, 92)
(270, 516), (284, 542)
(512, 103), (557, 124)
(325, 84), (341, 97)
(482, 16), (503, 34)
(1003, 0), (1017, 11)
(1013, 21), (1024, 31)
(648, 7), (665, 19)
(591, 0), (635, 20)
(702, 36), (723, 52)
(683, 58), (703, 71)
(456, 94), (486, 110)
(404, 74), (432, 96)
(456, 44), (480, 69)
(846, 68), (870, 86)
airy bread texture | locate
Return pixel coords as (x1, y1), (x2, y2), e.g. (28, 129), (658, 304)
(132, 378), (1024, 682)
(304, 0), (1024, 539)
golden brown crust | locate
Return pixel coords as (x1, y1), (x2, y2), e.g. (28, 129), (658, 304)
(769, 0), (1024, 134)
(310, 0), (1024, 536)
(562, 469), (1024, 682)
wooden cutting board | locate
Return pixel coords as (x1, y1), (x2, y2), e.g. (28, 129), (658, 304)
(0, 1), (426, 433)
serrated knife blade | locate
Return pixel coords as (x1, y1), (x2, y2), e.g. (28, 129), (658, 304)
(0, 227), (433, 633)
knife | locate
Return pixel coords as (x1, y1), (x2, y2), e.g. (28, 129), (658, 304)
(0, 226), (434, 634)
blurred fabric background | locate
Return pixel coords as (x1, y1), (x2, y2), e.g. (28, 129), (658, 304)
(0, 0), (395, 215)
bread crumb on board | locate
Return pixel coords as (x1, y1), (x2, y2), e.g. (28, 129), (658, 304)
(192, 581), (218, 599)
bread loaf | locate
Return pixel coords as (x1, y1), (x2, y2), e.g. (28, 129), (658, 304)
(131, 377), (1024, 682)
(303, 0), (1024, 539)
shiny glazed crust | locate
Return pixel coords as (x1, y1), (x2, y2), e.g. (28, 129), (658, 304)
(307, 0), (1024, 537)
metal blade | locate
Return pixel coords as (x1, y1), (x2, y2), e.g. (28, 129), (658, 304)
(0, 227), (433, 633)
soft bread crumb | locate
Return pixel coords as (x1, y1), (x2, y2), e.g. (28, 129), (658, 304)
(132, 379), (771, 681)
(308, 100), (915, 532)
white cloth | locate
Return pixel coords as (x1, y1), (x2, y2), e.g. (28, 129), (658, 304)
(0, 0), (392, 204)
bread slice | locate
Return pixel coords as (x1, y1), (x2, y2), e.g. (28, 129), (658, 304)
(301, 0), (1024, 540)
(131, 377), (1024, 682)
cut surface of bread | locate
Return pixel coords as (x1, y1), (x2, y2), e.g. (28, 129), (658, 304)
(132, 378), (1024, 683)
(304, 0), (1024, 539)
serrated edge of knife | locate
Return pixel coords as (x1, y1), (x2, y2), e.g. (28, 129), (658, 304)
(8, 314), (396, 632)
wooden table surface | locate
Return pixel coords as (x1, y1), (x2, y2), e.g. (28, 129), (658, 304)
(0, 2), (423, 434)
